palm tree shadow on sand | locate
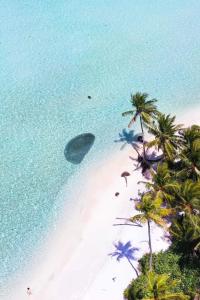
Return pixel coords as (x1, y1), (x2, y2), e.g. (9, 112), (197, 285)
(114, 129), (152, 177)
(64, 133), (95, 164)
(115, 130), (163, 179)
(114, 129), (142, 153)
(109, 241), (139, 277)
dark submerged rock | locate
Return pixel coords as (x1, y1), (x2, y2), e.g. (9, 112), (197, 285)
(64, 133), (95, 164)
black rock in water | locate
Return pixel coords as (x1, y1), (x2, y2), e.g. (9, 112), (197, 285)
(88, 95), (92, 99)
(64, 133), (95, 164)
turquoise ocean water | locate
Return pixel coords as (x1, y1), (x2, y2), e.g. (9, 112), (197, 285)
(0, 0), (200, 296)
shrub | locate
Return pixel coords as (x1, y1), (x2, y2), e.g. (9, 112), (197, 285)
(124, 250), (200, 299)
(124, 274), (147, 300)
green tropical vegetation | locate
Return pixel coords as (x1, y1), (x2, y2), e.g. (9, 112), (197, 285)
(121, 92), (200, 300)
(147, 113), (183, 160)
(138, 162), (179, 202)
(129, 192), (172, 270)
(139, 271), (189, 300)
(122, 92), (158, 155)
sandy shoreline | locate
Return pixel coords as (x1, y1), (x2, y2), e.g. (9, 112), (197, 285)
(12, 142), (168, 300)
(8, 106), (200, 300)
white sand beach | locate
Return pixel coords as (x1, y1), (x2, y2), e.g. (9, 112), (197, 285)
(2, 1), (200, 299)
(11, 107), (199, 300)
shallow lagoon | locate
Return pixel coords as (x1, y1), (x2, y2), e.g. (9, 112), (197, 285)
(0, 0), (200, 295)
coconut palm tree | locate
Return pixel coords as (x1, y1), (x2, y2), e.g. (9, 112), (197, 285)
(142, 271), (189, 300)
(147, 114), (182, 160)
(180, 125), (200, 148)
(122, 92), (158, 155)
(109, 241), (139, 277)
(170, 214), (200, 256)
(129, 192), (173, 270)
(138, 162), (179, 203)
(174, 180), (200, 216)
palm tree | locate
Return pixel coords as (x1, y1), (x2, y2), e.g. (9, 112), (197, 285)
(170, 214), (200, 256)
(179, 125), (200, 180)
(109, 241), (139, 277)
(129, 193), (173, 270)
(142, 271), (189, 300)
(180, 125), (200, 148)
(174, 180), (200, 216)
(138, 162), (179, 203)
(122, 92), (158, 155)
(147, 114), (182, 160)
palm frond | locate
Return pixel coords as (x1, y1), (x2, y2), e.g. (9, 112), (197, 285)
(129, 214), (147, 224)
(122, 110), (134, 117)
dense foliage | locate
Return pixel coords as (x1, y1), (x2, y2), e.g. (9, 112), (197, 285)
(122, 92), (200, 300)
(124, 250), (200, 299)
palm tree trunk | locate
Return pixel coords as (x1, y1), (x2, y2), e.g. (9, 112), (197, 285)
(139, 115), (146, 157)
(147, 219), (153, 271)
(128, 112), (139, 128)
(127, 258), (139, 277)
(162, 143), (167, 160)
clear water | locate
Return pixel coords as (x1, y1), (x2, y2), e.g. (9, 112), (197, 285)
(0, 0), (200, 296)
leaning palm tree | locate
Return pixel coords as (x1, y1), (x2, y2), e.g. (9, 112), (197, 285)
(129, 192), (173, 270)
(142, 271), (189, 300)
(147, 114), (182, 160)
(109, 241), (139, 277)
(138, 162), (179, 203)
(122, 92), (158, 155)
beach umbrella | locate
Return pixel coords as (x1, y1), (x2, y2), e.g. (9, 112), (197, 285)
(121, 171), (130, 187)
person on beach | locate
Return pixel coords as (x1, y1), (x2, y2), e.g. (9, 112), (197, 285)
(112, 276), (116, 282)
(27, 287), (32, 296)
